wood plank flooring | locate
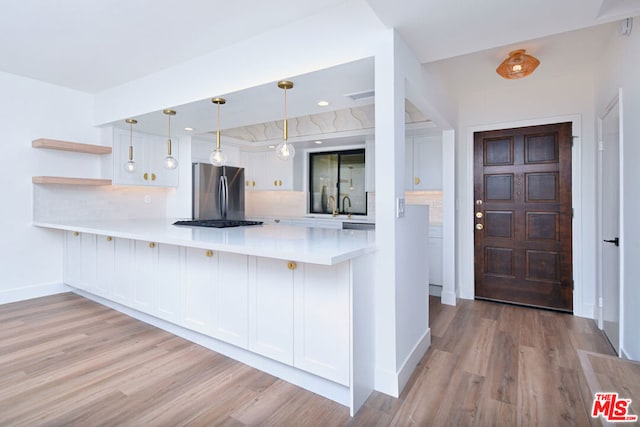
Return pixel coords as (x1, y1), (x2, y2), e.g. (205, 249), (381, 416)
(0, 293), (619, 426)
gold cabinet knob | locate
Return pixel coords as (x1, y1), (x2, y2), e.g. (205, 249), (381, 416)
(278, 180), (282, 186)
(252, 181), (255, 187)
(144, 172), (148, 180)
(245, 180), (249, 187)
(287, 261), (297, 270)
(73, 231), (79, 236)
(415, 177), (420, 185)
(151, 173), (156, 181)
(475, 212), (483, 219)
(149, 242), (155, 249)
(106, 236), (113, 241)
(475, 224), (484, 230)
(206, 250), (214, 257)
(274, 180), (278, 187)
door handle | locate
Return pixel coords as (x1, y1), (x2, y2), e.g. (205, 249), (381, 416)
(604, 237), (619, 247)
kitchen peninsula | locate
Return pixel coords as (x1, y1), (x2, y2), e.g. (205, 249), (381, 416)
(34, 218), (376, 415)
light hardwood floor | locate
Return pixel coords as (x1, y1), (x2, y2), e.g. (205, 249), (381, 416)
(0, 293), (617, 426)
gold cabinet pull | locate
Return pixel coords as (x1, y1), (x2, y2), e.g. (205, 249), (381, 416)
(287, 261), (297, 270)
(245, 180), (249, 187)
(414, 177), (420, 185)
(149, 242), (155, 249)
(274, 180), (278, 187)
(278, 180), (282, 186)
(206, 250), (214, 257)
(144, 172), (148, 180)
(106, 236), (113, 241)
(252, 181), (255, 187)
(151, 173), (156, 181)
(73, 231), (79, 236)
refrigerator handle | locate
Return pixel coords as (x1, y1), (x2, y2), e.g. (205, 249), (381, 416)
(218, 175), (225, 219)
(221, 175), (228, 219)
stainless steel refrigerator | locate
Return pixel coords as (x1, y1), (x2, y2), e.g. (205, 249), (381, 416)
(192, 163), (245, 220)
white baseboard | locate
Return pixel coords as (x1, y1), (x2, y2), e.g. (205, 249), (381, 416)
(620, 347), (632, 360)
(429, 284), (442, 297)
(374, 328), (431, 398)
(441, 289), (457, 306)
(397, 328), (431, 394)
(0, 281), (65, 305)
(573, 303), (596, 320)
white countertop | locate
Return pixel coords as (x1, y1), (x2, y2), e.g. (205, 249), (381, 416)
(34, 219), (376, 266)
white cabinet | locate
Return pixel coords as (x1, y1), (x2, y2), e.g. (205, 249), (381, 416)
(154, 244), (181, 323)
(249, 257), (295, 364)
(132, 240), (156, 311)
(294, 262), (350, 385)
(63, 231), (82, 287)
(113, 238), (133, 305)
(428, 228), (443, 286)
(213, 252), (249, 348)
(406, 133), (442, 191)
(182, 247), (216, 335)
(242, 151), (293, 191)
(113, 128), (179, 187)
(95, 235), (115, 298)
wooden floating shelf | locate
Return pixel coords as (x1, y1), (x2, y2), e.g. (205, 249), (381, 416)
(32, 176), (112, 186)
(32, 138), (112, 155)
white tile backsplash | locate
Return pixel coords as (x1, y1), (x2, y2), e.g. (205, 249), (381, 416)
(405, 190), (443, 225)
(33, 184), (170, 222)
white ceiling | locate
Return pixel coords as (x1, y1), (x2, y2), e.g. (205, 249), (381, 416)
(1, 0), (639, 142)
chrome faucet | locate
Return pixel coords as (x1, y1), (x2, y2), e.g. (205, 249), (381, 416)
(342, 195), (352, 219)
(327, 195), (337, 217)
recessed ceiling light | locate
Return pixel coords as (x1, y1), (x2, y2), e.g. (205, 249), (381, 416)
(315, 140), (323, 144)
(268, 145), (275, 149)
(317, 100), (329, 107)
(184, 127), (194, 131)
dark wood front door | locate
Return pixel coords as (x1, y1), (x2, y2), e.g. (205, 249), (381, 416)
(474, 122), (573, 312)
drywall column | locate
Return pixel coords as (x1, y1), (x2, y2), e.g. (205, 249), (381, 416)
(441, 129), (457, 305)
(374, 29), (431, 397)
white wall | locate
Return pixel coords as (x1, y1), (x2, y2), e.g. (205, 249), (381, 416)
(595, 18), (640, 361)
(0, 71), (99, 303)
(428, 59), (598, 318)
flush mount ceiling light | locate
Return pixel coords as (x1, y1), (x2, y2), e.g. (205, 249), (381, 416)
(275, 80), (295, 161)
(496, 49), (540, 80)
(210, 97), (227, 167)
(163, 109), (178, 169)
(317, 100), (329, 107)
(124, 118), (137, 173)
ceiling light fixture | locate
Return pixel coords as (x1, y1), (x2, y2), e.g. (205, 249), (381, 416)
(315, 140), (323, 144)
(275, 80), (295, 161)
(210, 97), (227, 166)
(496, 49), (540, 80)
(184, 127), (194, 131)
(163, 109), (178, 169)
(317, 100), (329, 107)
(124, 118), (137, 173)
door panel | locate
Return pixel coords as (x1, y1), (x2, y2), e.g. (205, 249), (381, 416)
(474, 123), (573, 311)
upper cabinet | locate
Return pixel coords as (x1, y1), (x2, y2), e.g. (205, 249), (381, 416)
(406, 133), (442, 191)
(113, 128), (179, 187)
(242, 151), (293, 191)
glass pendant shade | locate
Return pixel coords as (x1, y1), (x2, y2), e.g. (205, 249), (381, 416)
(163, 109), (178, 170)
(496, 49), (540, 80)
(276, 80), (295, 161)
(210, 98), (227, 166)
(124, 118), (137, 173)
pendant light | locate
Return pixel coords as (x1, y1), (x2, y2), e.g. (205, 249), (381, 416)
(124, 118), (137, 173)
(209, 97), (227, 166)
(163, 109), (178, 170)
(496, 49), (540, 80)
(275, 80), (295, 161)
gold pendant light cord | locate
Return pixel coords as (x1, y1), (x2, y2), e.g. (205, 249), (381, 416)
(216, 103), (221, 150)
(129, 121), (133, 161)
(283, 86), (288, 142)
(167, 113), (172, 156)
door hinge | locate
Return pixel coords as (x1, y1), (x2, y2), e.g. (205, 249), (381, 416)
(572, 280), (575, 291)
(598, 140), (604, 152)
(572, 208), (574, 218)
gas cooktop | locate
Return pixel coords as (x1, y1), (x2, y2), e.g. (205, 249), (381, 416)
(173, 219), (263, 228)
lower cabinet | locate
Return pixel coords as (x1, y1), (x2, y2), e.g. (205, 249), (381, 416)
(63, 232), (351, 387)
(249, 257), (295, 365)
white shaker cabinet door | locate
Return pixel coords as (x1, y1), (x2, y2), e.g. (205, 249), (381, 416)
(249, 257), (295, 365)
(132, 240), (156, 311)
(79, 233), (97, 292)
(113, 238), (133, 306)
(294, 262), (350, 385)
(154, 244), (181, 323)
(64, 231), (82, 288)
(213, 252), (249, 348)
(181, 247), (216, 335)
(95, 235), (116, 298)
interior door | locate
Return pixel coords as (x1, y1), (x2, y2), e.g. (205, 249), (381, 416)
(600, 94), (621, 354)
(474, 122), (573, 312)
